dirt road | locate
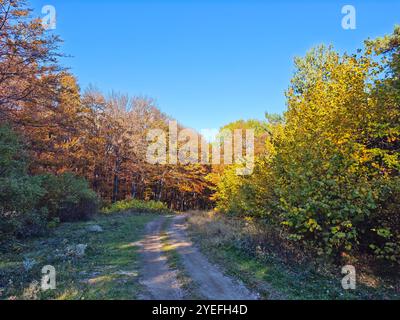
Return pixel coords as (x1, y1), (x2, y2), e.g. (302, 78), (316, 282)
(138, 217), (185, 300)
(138, 215), (259, 300)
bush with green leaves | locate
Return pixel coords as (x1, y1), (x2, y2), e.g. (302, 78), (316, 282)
(101, 198), (171, 214)
(0, 125), (47, 241)
(39, 173), (99, 222)
(0, 125), (99, 243)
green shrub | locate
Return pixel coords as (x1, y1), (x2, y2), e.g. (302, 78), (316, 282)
(0, 190), (47, 241)
(0, 127), (33, 202)
(101, 199), (171, 214)
(0, 125), (99, 245)
(0, 125), (26, 177)
(1, 209), (49, 239)
(0, 176), (45, 213)
(0, 126), (48, 242)
(39, 173), (99, 222)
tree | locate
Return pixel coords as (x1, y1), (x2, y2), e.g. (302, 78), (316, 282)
(212, 30), (400, 263)
(0, 0), (62, 125)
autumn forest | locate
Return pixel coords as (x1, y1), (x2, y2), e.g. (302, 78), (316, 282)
(0, 0), (399, 301)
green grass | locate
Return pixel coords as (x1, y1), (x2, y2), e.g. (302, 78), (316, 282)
(187, 213), (400, 300)
(0, 213), (156, 300)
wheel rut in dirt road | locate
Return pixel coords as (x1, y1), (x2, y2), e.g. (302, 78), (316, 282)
(166, 215), (260, 300)
(138, 216), (185, 300)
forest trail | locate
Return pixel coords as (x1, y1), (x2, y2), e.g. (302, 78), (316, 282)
(139, 215), (259, 300)
(138, 217), (185, 300)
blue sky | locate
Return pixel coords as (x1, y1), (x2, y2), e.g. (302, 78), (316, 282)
(31, 0), (399, 132)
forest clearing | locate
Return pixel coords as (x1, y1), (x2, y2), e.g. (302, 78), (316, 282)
(1, 210), (398, 300)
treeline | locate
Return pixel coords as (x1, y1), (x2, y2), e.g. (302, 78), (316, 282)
(212, 29), (400, 264)
(0, 0), (212, 217)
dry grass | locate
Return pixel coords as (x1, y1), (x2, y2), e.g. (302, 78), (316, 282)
(187, 211), (400, 300)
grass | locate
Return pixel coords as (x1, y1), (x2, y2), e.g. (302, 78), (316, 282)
(0, 213), (157, 300)
(3, 209), (397, 300)
(187, 211), (400, 300)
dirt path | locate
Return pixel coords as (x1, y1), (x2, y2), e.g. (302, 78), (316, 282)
(167, 215), (259, 300)
(138, 216), (185, 300)
(139, 215), (259, 300)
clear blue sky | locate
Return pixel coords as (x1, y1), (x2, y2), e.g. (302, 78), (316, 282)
(30, 0), (399, 132)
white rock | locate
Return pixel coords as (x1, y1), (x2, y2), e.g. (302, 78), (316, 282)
(87, 225), (103, 233)
(75, 244), (87, 257)
(66, 244), (87, 258)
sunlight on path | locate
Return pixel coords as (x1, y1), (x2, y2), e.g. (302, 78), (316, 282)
(138, 217), (185, 300)
(167, 215), (259, 300)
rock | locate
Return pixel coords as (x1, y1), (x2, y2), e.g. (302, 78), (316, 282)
(75, 244), (87, 257)
(66, 244), (87, 258)
(87, 225), (103, 233)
